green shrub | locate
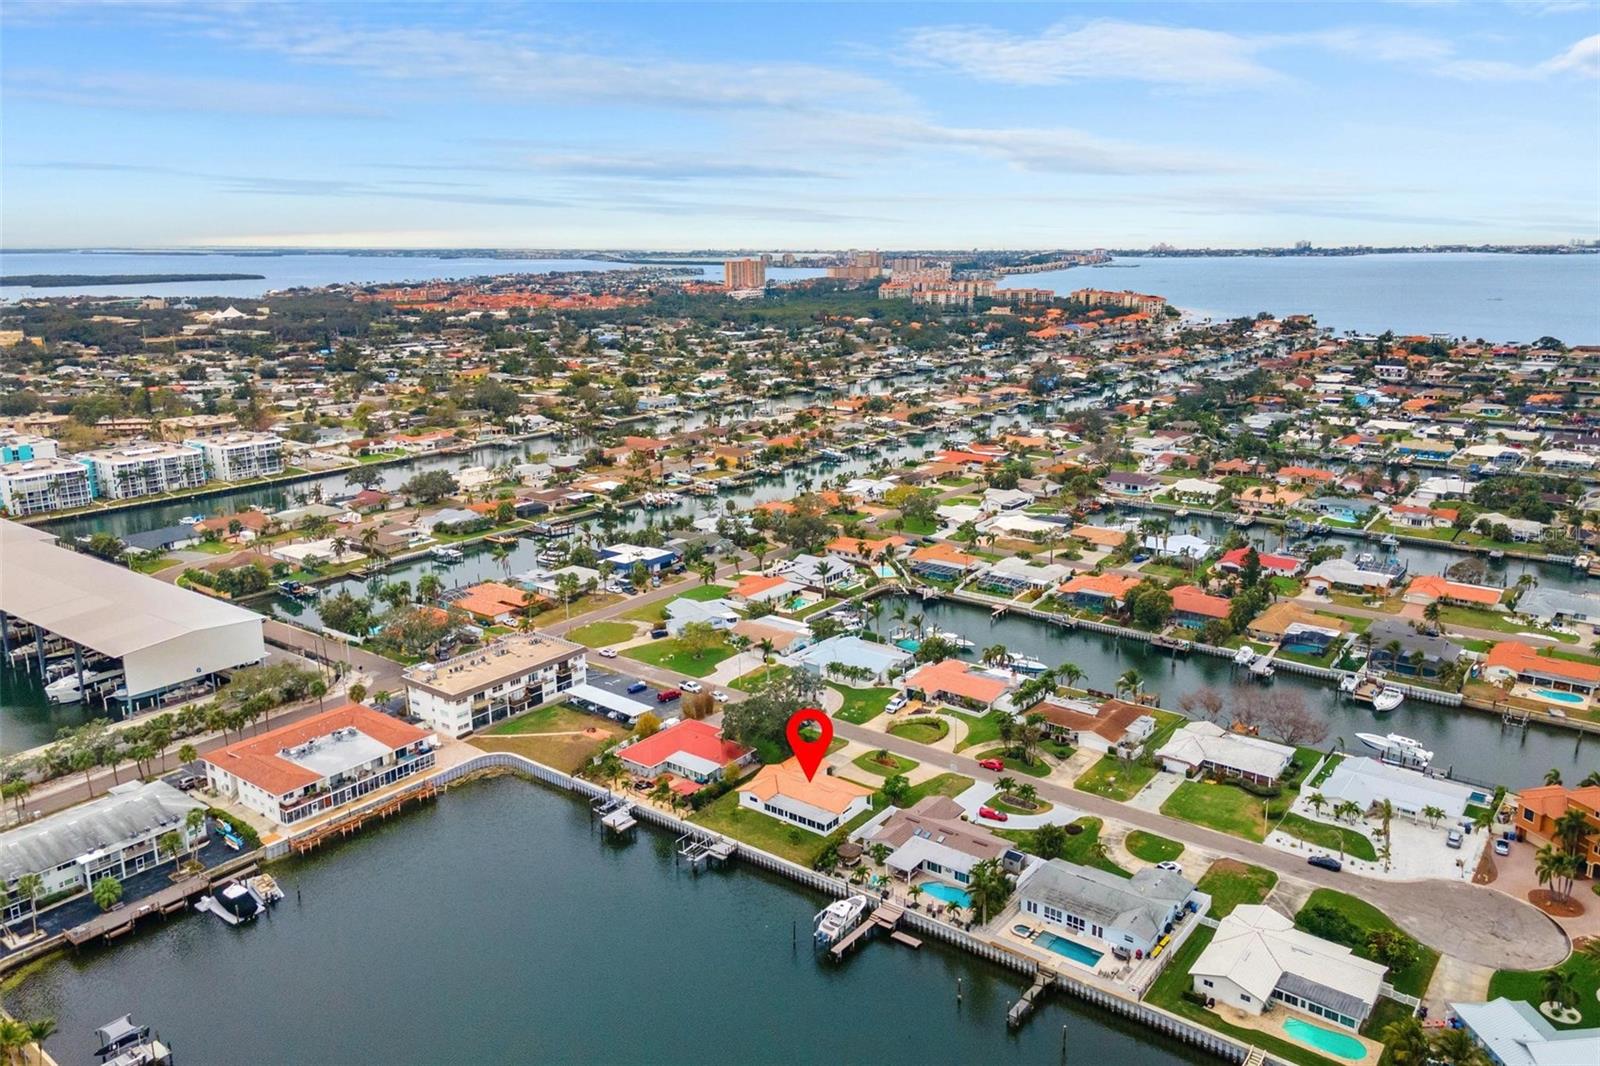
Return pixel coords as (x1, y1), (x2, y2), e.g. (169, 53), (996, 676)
(1297, 903), (1360, 947)
(207, 808), (262, 850)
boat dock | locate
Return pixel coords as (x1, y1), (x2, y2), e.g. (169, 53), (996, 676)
(1007, 967), (1057, 1028)
(828, 901), (920, 961)
(64, 861), (264, 947)
(675, 829), (736, 869)
(289, 779), (439, 855)
(593, 794), (638, 835)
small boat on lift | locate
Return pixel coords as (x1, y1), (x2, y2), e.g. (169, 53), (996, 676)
(1233, 646), (1258, 667)
(94, 1015), (172, 1066)
(1249, 656), (1275, 680)
(45, 665), (124, 704)
(1355, 732), (1433, 769)
(431, 546), (465, 563)
(814, 894), (869, 947)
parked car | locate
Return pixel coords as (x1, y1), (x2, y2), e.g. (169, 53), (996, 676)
(680, 680), (703, 694)
(657, 689), (681, 703)
(598, 648), (618, 659)
(1307, 855), (1342, 872)
(1493, 838), (1511, 856)
(626, 681), (649, 694)
(170, 772), (201, 792)
(978, 758), (1005, 772)
(1155, 861), (1183, 874)
(885, 694), (908, 713)
(712, 690), (730, 703)
(1446, 829), (1464, 850)
(650, 628), (669, 639)
(977, 806), (1008, 822)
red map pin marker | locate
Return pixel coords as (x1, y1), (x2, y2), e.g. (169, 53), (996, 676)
(785, 707), (833, 782)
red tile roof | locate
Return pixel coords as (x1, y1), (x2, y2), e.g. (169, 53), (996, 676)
(203, 704), (431, 796)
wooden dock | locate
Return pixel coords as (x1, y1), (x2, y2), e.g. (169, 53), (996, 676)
(289, 780), (439, 855)
(828, 901), (913, 961)
(64, 875), (209, 946)
(1007, 967), (1057, 1029)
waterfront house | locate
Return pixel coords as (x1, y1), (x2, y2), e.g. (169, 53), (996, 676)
(1103, 471), (1161, 496)
(1189, 905), (1385, 1030)
(786, 635), (912, 685)
(855, 795), (1024, 888)
(1156, 721), (1293, 785)
(1141, 532), (1211, 561)
(1016, 859), (1195, 956)
(728, 573), (802, 608)
(737, 758), (873, 835)
(825, 533), (906, 566)
(1315, 758), (1478, 823)
(0, 781), (207, 915)
(1364, 618), (1461, 679)
(1070, 524), (1129, 551)
(774, 553), (855, 592)
(618, 720), (753, 785)
(1513, 784), (1599, 877)
(1168, 585), (1231, 628)
(977, 555), (1073, 594)
(1483, 640), (1599, 704)
(908, 541), (982, 581)
(1233, 486), (1304, 516)
(1168, 478), (1226, 504)
(1387, 503), (1457, 530)
(597, 543), (678, 574)
(904, 658), (1011, 711)
(204, 703), (437, 829)
(1031, 698), (1156, 755)
(1401, 575), (1502, 609)
(1216, 547), (1305, 578)
(1058, 572), (1141, 613)
(1514, 586), (1600, 627)
(1305, 558), (1398, 594)
(403, 633), (587, 737)
(1303, 497), (1378, 524)
(1448, 999), (1600, 1066)
(452, 581), (534, 626)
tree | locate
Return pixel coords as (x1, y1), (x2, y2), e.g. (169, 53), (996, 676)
(177, 743), (198, 766)
(677, 621), (723, 661)
(1031, 822), (1067, 860)
(1366, 928), (1420, 972)
(880, 774), (911, 807)
(1421, 804), (1445, 829)
(1380, 1015), (1431, 1066)
(26, 1018), (57, 1064)
(1430, 1026), (1490, 1066)
(158, 831), (184, 865)
(1306, 792), (1328, 819)
(1239, 546), (1262, 589)
(15, 873), (43, 936)
(966, 857), (1013, 924)
(399, 469), (458, 504)
(1544, 767), (1563, 786)
(186, 808), (207, 861)
(1115, 669), (1143, 701)
(719, 668), (823, 762)
(92, 874), (123, 912)
(348, 682), (368, 705)
(1540, 967), (1578, 1010)
(635, 712), (661, 738)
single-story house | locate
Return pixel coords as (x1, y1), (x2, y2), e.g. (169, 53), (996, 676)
(1058, 572), (1141, 613)
(1156, 721), (1294, 785)
(1016, 859), (1196, 956)
(1217, 547), (1305, 578)
(1314, 757), (1478, 822)
(1169, 585), (1231, 627)
(598, 543), (678, 573)
(1071, 524), (1129, 551)
(854, 795), (1024, 887)
(664, 597), (741, 636)
(1031, 698), (1156, 755)
(1364, 618), (1462, 679)
(1168, 477), (1226, 503)
(775, 553), (855, 592)
(1142, 533), (1211, 561)
(619, 720), (754, 784)
(1515, 586), (1600, 627)
(908, 541), (982, 581)
(1305, 558), (1398, 594)
(978, 555), (1073, 593)
(738, 758), (873, 835)
(1402, 575), (1502, 609)
(729, 573), (803, 608)
(904, 659), (1012, 711)
(1484, 641), (1600, 700)
(451, 581), (533, 625)
(1246, 601), (1347, 645)
(1302, 497), (1379, 524)
(1449, 999), (1600, 1066)
(1104, 472), (1162, 496)
(1190, 905), (1386, 1030)
(786, 635), (912, 684)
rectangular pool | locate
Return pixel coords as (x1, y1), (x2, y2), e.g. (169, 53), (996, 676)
(918, 883), (972, 908)
(1038, 932), (1104, 968)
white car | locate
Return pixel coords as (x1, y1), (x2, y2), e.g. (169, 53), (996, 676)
(713, 690), (730, 703)
(885, 694), (908, 713)
(1155, 861), (1183, 875)
(680, 680), (703, 693)
(598, 648), (618, 659)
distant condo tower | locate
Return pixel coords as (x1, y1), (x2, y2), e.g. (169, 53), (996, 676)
(723, 257), (766, 291)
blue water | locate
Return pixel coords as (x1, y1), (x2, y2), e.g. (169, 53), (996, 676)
(1038, 931), (1105, 968)
(0, 250), (824, 299)
(918, 882), (972, 908)
(1533, 688), (1585, 705)
(1282, 1017), (1366, 1060)
(999, 252), (1600, 343)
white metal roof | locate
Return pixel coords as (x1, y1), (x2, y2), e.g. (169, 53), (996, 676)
(0, 520), (264, 659)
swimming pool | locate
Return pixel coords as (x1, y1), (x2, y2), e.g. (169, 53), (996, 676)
(1037, 932), (1104, 968)
(1533, 688), (1585, 705)
(1283, 1018), (1365, 1060)
(918, 883), (972, 908)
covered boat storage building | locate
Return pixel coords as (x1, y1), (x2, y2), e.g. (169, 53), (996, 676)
(0, 519), (266, 711)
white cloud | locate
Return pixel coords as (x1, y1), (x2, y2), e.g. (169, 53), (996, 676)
(1, 68), (383, 116)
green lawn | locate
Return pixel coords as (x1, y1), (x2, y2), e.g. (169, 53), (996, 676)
(1441, 604), (1577, 642)
(1073, 754), (1159, 801)
(888, 717), (949, 745)
(1125, 830), (1184, 864)
(1307, 753), (1343, 789)
(1195, 860), (1278, 918)
(1294, 889), (1440, 998)
(828, 684), (896, 724)
(679, 583), (732, 601)
(897, 515), (939, 535)
(565, 620), (637, 647)
(973, 747), (1050, 777)
(1278, 812), (1378, 861)
(622, 636), (736, 677)
(989, 793), (1054, 817)
(851, 750), (919, 777)
(997, 816), (1130, 878)
(689, 790), (830, 865)
(1161, 780), (1275, 842)
(949, 708), (1006, 751)
(481, 703), (592, 735)
(732, 664), (792, 692)
(1489, 951), (1600, 1029)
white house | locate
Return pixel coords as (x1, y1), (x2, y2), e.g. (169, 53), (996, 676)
(1314, 757), (1478, 822)
(737, 758), (873, 835)
(1156, 721), (1294, 785)
(1169, 477), (1226, 503)
(1189, 905), (1387, 1030)
(1016, 859), (1196, 956)
(1448, 998), (1600, 1066)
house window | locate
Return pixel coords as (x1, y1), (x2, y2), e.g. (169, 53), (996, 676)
(1202, 979), (1214, 988)
(1240, 994), (1252, 1004)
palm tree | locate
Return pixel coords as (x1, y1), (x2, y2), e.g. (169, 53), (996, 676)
(982, 644), (1010, 668)
(966, 858), (1013, 925)
(1580, 770), (1600, 788)
(0, 1019), (29, 1066)
(1430, 1026), (1489, 1066)
(177, 742), (198, 767)
(1540, 967), (1578, 1010)
(92, 874), (123, 912)
(908, 882), (925, 909)
(1534, 844), (1567, 899)
(26, 1018), (57, 1065)
(1421, 805), (1445, 830)
(185, 808), (207, 862)
(1014, 783), (1038, 808)
(15, 873), (43, 937)
(1554, 807), (1592, 861)
(1380, 1014), (1431, 1065)
(1115, 668), (1143, 701)
(1306, 792), (1328, 819)
(1056, 662), (1084, 691)
(995, 775), (1017, 798)
(1544, 768), (1563, 786)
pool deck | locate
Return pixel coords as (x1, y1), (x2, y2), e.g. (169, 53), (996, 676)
(1209, 1002), (1382, 1066)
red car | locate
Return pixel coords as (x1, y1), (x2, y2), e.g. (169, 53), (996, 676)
(978, 806), (1008, 822)
(977, 759), (1005, 772)
(656, 689), (681, 703)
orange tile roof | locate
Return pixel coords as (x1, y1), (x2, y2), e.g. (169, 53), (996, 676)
(1485, 640), (1600, 683)
(732, 573), (791, 599)
(739, 758), (873, 814)
(1170, 584), (1231, 620)
(905, 659), (1011, 703)
(204, 703), (431, 796)
(454, 581), (531, 620)
(1059, 572), (1141, 599)
(909, 541), (979, 567)
(1405, 575), (1502, 606)
(1070, 525), (1127, 548)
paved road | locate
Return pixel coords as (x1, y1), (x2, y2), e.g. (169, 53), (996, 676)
(588, 648), (1569, 970)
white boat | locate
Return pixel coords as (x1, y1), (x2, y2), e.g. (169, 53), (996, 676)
(1233, 646), (1257, 666)
(178, 515), (204, 526)
(935, 630), (976, 650)
(1009, 656), (1049, 675)
(431, 546), (465, 563)
(1380, 534), (1400, 548)
(1355, 732), (1433, 769)
(195, 880), (269, 925)
(44, 666), (124, 704)
(1174, 508), (1191, 518)
(814, 894), (869, 946)
(1338, 673), (1359, 694)
(1372, 686), (1405, 712)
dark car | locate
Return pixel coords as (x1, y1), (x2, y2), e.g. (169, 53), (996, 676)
(626, 681), (649, 694)
(650, 628), (669, 639)
(1307, 855), (1343, 872)
(657, 689), (681, 703)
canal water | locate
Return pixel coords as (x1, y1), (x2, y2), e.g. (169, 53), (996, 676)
(874, 594), (1594, 788)
(0, 777), (1211, 1066)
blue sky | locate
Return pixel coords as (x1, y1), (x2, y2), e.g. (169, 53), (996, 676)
(3, 1), (1597, 249)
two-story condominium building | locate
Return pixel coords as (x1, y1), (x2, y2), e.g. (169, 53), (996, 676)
(738, 757), (873, 835)
(184, 431), (285, 481)
(0, 781), (207, 917)
(0, 456), (94, 516)
(79, 441), (207, 499)
(403, 633), (586, 737)
(1016, 859), (1196, 956)
(203, 703), (437, 829)
(1190, 905), (1386, 1030)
